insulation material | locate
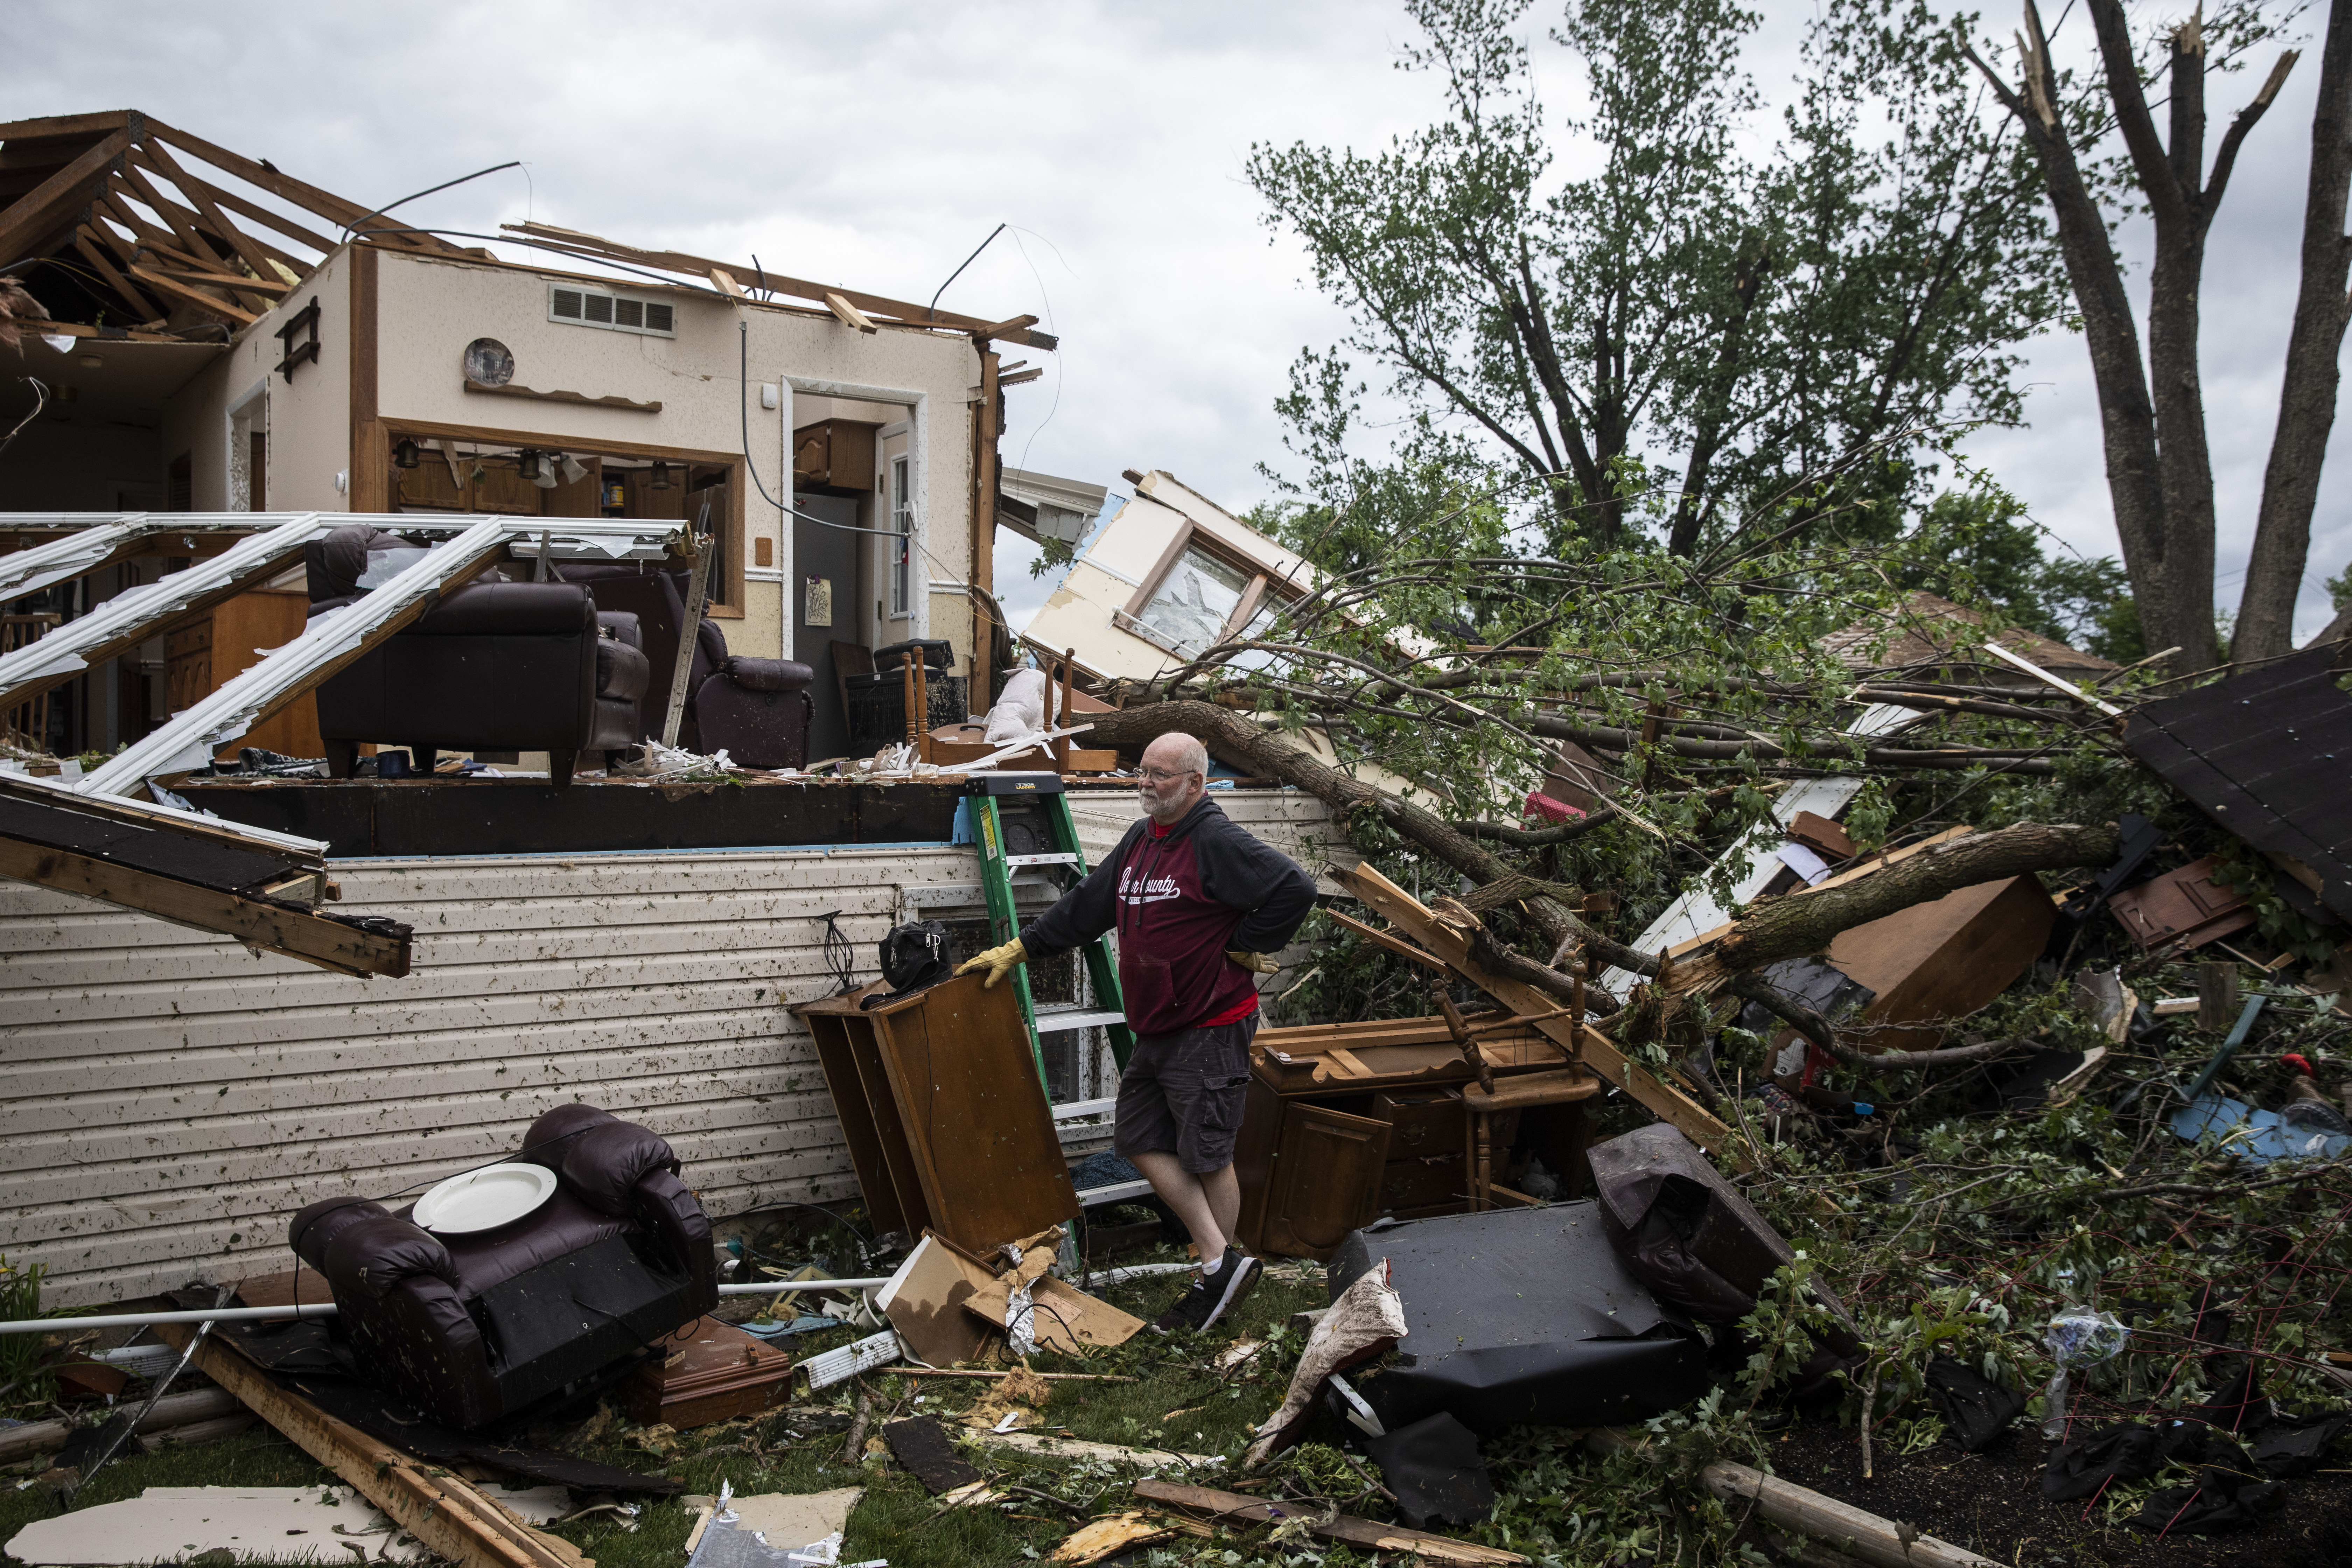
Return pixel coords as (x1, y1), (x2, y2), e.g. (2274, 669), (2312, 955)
(1245, 1264), (1408, 1465)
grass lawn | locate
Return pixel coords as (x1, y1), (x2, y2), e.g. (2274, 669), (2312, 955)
(2, 1260), (1367, 1568)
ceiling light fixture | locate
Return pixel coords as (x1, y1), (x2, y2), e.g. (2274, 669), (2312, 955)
(557, 454), (588, 485)
(392, 439), (421, 470)
(650, 461), (672, 490)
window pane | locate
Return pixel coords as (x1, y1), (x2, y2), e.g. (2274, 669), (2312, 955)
(1138, 546), (1251, 655)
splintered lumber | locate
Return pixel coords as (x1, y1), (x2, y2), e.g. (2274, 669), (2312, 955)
(1589, 1429), (1996, 1568)
(151, 1324), (591, 1568)
(0, 837), (408, 978)
(1330, 861), (1737, 1163)
(1132, 1479), (1526, 1566)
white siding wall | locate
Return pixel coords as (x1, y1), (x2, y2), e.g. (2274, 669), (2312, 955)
(0, 791), (1339, 1307)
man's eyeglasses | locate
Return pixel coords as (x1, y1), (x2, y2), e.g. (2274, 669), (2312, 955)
(1139, 766), (1200, 784)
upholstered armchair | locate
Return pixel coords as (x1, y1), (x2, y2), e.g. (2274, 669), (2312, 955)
(288, 1105), (716, 1431)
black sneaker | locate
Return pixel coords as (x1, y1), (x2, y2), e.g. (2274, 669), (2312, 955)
(1151, 1247), (1262, 1335)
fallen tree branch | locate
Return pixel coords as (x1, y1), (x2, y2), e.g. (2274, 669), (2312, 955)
(1452, 803), (1619, 846)
(1669, 822), (2122, 992)
(1726, 970), (2032, 1071)
(1085, 699), (1595, 948)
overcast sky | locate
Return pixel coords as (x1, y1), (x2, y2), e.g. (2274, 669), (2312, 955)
(21, 0), (2347, 640)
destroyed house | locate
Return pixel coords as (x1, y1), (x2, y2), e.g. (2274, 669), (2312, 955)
(0, 113), (1350, 1307)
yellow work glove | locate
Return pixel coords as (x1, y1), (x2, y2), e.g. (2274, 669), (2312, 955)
(1227, 949), (1281, 976)
(956, 937), (1028, 988)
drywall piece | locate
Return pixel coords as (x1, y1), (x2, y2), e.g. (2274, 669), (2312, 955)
(3, 1483), (439, 1564)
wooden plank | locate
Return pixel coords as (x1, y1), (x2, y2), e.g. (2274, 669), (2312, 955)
(71, 227), (162, 319)
(0, 839), (406, 978)
(1132, 1480), (1525, 1565)
(464, 380), (662, 413)
(145, 120), (453, 253)
(824, 291), (878, 333)
(133, 135), (286, 287)
(968, 314), (1040, 341)
(126, 263), (260, 324)
(499, 222), (1059, 349)
(144, 262), (294, 296)
(708, 266), (745, 297)
(1330, 862), (1738, 1164)
(0, 111), (131, 142)
(350, 243), (384, 512)
(146, 161), (337, 256)
(150, 1326), (591, 1568)
(0, 126), (131, 269)
(1664, 825), (1978, 961)
(1325, 906), (1448, 970)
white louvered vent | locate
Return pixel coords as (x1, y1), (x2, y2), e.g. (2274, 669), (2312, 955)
(547, 283), (676, 337)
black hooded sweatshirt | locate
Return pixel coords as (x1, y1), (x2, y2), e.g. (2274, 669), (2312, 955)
(1020, 797), (1316, 1036)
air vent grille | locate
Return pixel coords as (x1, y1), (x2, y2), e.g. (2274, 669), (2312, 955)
(546, 282), (675, 337)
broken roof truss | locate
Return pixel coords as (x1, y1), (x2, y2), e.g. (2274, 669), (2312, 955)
(0, 110), (471, 336)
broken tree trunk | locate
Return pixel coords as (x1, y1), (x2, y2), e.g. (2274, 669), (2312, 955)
(1086, 698), (1591, 947)
(1665, 821), (2119, 991)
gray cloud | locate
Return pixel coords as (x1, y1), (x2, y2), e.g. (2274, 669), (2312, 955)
(18, 0), (2345, 639)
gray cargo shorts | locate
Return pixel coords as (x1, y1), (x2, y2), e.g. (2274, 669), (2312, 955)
(1112, 1011), (1260, 1175)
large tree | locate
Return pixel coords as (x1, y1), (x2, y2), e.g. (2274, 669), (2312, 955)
(1247, 0), (2060, 558)
(1967, 0), (2352, 668)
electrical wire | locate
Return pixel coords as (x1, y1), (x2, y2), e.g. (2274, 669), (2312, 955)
(341, 162), (524, 240)
(0, 379), (48, 461)
(929, 223), (1006, 319)
(819, 909), (859, 994)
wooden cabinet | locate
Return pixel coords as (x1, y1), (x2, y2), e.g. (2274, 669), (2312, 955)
(792, 973), (1079, 1255)
(1234, 1014), (1596, 1261)
(162, 589), (324, 760)
(793, 419), (877, 492)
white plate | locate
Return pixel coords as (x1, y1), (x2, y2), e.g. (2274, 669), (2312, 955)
(413, 1162), (558, 1234)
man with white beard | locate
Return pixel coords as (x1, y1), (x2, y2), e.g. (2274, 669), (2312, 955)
(957, 732), (1317, 1332)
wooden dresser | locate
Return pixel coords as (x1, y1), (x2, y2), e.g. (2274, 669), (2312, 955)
(1233, 1013), (1598, 1261)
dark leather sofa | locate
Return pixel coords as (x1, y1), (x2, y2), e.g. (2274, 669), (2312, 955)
(307, 528), (649, 787)
(288, 1105), (716, 1430)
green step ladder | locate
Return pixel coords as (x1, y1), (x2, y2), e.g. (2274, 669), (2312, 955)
(965, 773), (1134, 1096)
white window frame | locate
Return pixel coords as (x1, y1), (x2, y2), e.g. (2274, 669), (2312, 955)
(888, 453), (913, 618)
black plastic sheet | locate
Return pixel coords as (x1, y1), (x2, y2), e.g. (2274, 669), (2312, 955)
(1327, 1204), (1708, 1436)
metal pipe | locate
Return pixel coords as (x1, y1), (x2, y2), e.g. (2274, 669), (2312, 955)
(0, 1302), (339, 1335)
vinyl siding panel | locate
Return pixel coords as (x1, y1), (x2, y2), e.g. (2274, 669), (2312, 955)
(0, 791), (1337, 1306)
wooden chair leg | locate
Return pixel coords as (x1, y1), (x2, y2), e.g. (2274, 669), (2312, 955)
(410, 747), (438, 775)
(550, 750), (576, 789)
(322, 739), (357, 779)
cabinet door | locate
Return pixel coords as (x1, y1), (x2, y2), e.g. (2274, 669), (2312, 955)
(1264, 1104), (1392, 1261)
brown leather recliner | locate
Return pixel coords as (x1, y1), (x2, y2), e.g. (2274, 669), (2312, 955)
(694, 656), (815, 770)
(288, 1105), (716, 1431)
(553, 562), (730, 751)
(308, 529), (648, 787)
